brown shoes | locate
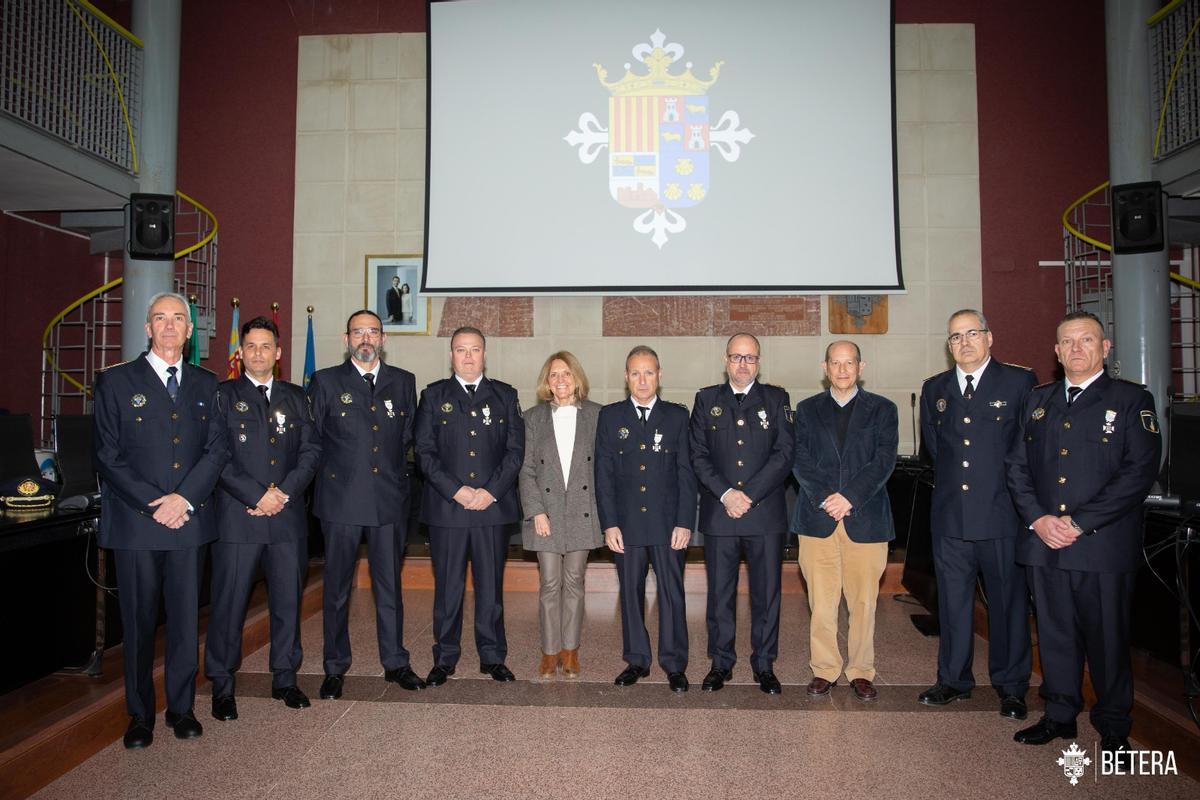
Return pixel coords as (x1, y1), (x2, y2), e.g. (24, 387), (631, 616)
(806, 677), (835, 697)
(538, 653), (559, 679)
(850, 678), (878, 702)
(559, 648), (580, 678)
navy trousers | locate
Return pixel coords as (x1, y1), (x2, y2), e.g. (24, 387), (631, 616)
(615, 543), (688, 674)
(428, 524), (509, 667)
(704, 531), (783, 674)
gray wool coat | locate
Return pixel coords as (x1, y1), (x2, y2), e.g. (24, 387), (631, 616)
(518, 399), (603, 553)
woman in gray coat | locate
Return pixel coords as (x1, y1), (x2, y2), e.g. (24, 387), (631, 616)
(519, 351), (603, 678)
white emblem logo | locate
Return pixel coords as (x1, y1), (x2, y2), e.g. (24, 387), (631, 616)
(274, 411), (287, 435)
(340, 392), (353, 405)
(618, 426), (629, 440)
(1103, 409), (1117, 435)
(758, 408), (769, 430)
(565, 29), (754, 249)
(131, 394), (147, 408)
(234, 400), (249, 413)
(1057, 742), (1092, 786)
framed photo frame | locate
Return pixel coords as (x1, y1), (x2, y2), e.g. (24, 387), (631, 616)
(365, 254), (431, 335)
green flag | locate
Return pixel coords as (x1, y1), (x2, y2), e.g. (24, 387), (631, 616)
(187, 299), (201, 365)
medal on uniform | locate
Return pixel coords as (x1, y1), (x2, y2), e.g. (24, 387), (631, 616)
(936, 398), (947, 413)
(234, 400), (249, 413)
(441, 402), (453, 413)
(758, 408), (769, 429)
(275, 410), (287, 435)
(481, 404), (493, 425)
(652, 430), (663, 452)
(710, 406), (723, 417)
(1031, 407), (1045, 420)
(131, 394), (147, 408)
(340, 392), (353, 405)
(384, 398), (395, 418)
(618, 426), (629, 440)
(1103, 409), (1116, 434)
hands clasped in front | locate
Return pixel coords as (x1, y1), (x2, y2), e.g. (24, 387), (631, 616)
(247, 486), (290, 517)
(722, 489), (752, 519)
(453, 485), (497, 511)
(821, 492), (853, 522)
(148, 493), (191, 529)
(1031, 514), (1081, 549)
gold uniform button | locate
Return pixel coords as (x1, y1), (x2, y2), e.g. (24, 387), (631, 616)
(372, 424), (379, 431)
(372, 466), (379, 474)
(640, 486), (647, 492)
(172, 436), (181, 444)
(737, 439), (744, 446)
(1059, 504), (1067, 512)
(1060, 448), (1069, 456)
(962, 461), (969, 468)
(470, 431), (477, 437)
(469, 471), (477, 478)
(1063, 421), (1072, 429)
(372, 446), (379, 453)
(172, 462), (181, 470)
(736, 419), (745, 427)
(963, 417), (971, 424)
(736, 460), (744, 467)
(371, 405), (377, 412)
(1058, 476), (1067, 484)
(639, 443), (647, 451)
(171, 412), (179, 420)
(736, 480), (744, 487)
(270, 459), (277, 465)
(269, 437), (276, 444)
(640, 506), (647, 512)
(963, 439), (971, 446)
(639, 465), (646, 471)
(469, 451), (476, 457)
(961, 484), (969, 491)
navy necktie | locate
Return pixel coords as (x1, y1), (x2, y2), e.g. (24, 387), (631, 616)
(1067, 386), (1082, 406)
(734, 392), (745, 405)
(166, 366), (179, 403)
(465, 383), (476, 396)
(637, 405), (649, 424)
(257, 384), (269, 404)
(364, 372), (375, 395)
(963, 374), (974, 401)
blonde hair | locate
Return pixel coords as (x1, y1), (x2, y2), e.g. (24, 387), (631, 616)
(535, 351), (590, 404)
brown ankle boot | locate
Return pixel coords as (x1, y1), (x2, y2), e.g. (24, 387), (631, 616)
(560, 648), (580, 677)
(538, 652), (558, 678)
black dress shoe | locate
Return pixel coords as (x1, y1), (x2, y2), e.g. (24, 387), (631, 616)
(211, 695), (238, 721)
(1014, 716), (1077, 745)
(271, 685), (311, 709)
(999, 695), (1028, 720)
(668, 672), (689, 693)
(1101, 735), (1132, 754)
(319, 674), (344, 699)
(701, 667), (732, 692)
(480, 663), (516, 682)
(918, 683), (971, 706)
(164, 710), (203, 740)
(123, 717), (153, 750)
(384, 666), (426, 691)
(614, 664), (650, 686)
(754, 670), (782, 695)
(426, 665), (456, 687)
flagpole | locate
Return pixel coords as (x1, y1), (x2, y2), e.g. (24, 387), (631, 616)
(303, 305), (316, 390)
(271, 301), (282, 379)
(227, 297), (242, 380)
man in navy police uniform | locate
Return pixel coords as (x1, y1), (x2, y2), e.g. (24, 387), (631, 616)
(596, 345), (697, 692)
(93, 291), (227, 748)
(1007, 311), (1160, 753)
(917, 309), (1036, 720)
(308, 309), (425, 697)
(415, 326), (525, 686)
(689, 333), (793, 694)
(205, 316), (320, 720)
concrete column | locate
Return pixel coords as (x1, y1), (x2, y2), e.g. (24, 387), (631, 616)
(1106, 0), (1171, 442)
(121, 0), (182, 359)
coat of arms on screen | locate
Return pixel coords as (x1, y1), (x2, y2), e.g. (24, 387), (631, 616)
(564, 29), (754, 249)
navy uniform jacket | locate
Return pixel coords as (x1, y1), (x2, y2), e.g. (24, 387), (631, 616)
(689, 383), (794, 536)
(595, 400), (697, 547)
(215, 377), (321, 543)
(1006, 373), (1160, 573)
(308, 360), (416, 528)
(790, 389), (898, 543)
(414, 376), (524, 527)
(93, 355), (227, 550)
(921, 360), (1036, 541)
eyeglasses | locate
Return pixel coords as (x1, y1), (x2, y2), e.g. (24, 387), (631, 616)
(947, 329), (988, 346)
(726, 354), (760, 364)
(349, 327), (382, 338)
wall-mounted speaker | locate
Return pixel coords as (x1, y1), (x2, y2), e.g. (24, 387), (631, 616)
(128, 193), (175, 260)
(1110, 181), (1164, 255)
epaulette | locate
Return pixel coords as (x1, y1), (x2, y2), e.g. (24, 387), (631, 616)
(97, 359), (133, 372)
(1114, 376), (1148, 388)
(921, 372), (943, 383)
(189, 363), (217, 376)
(1034, 381), (1056, 390)
(1003, 362), (1033, 371)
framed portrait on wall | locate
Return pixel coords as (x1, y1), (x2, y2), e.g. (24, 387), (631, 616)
(365, 254), (430, 335)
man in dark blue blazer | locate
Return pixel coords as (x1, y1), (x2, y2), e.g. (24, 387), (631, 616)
(690, 333), (793, 694)
(917, 310), (1036, 720)
(93, 292), (228, 748)
(308, 309), (425, 698)
(791, 340), (897, 703)
(1007, 311), (1160, 753)
(596, 345), (697, 692)
(205, 316), (320, 721)
(415, 326), (525, 686)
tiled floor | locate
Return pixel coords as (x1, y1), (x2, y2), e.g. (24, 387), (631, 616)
(35, 578), (1198, 800)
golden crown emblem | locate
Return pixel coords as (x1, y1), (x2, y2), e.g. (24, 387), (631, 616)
(595, 29), (722, 97)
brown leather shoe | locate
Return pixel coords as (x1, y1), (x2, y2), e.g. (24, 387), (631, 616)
(806, 677), (835, 697)
(560, 648), (580, 678)
(538, 653), (558, 679)
(850, 678), (878, 702)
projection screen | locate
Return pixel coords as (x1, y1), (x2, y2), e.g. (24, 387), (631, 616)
(425, 0), (901, 294)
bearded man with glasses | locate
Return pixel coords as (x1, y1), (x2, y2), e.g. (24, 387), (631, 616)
(917, 309), (1036, 722)
(307, 309), (426, 698)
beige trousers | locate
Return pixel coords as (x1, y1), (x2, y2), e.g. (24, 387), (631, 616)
(537, 550), (590, 654)
(797, 520), (888, 682)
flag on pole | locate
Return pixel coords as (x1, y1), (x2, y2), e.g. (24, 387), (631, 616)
(226, 301), (241, 379)
(186, 297), (201, 366)
(303, 310), (316, 390)
(271, 303), (282, 379)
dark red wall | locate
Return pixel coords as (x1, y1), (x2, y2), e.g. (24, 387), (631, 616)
(1, 0), (1106, 420)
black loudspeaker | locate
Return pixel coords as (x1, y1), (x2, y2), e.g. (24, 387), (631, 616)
(1110, 181), (1165, 254)
(128, 193), (175, 259)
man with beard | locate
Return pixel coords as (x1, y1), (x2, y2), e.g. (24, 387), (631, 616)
(415, 326), (525, 685)
(308, 309), (425, 697)
(206, 316), (321, 720)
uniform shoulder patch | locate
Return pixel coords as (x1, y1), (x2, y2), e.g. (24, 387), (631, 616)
(1140, 409), (1160, 433)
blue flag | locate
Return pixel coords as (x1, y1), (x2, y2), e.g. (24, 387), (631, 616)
(303, 314), (316, 390)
